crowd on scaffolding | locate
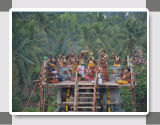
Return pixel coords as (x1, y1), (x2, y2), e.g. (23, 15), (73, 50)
(46, 48), (132, 84)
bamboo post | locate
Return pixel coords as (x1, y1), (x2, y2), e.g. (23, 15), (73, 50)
(40, 84), (44, 112)
(127, 55), (129, 67)
(131, 60), (136, 112)
(40, 57), (47, 112)
(45, 84), (48, 112)
(43, 57), (47, 102)
(74, 72), (78, 111)
(93, 70), (98, 112)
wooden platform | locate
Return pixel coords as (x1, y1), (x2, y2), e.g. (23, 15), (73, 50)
(47, 80), (131, 87)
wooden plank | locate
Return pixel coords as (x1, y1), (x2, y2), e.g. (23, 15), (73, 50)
(47, 81), (132, 87)
(62, 102), (74, 105)
(78, 87), (94, 89)
(70, 106), (101, 109)
(80, 97), (99, 99)
(78, 92), (99, 95)
(70, 97), (100, 99)
(78, 102), (93, 105)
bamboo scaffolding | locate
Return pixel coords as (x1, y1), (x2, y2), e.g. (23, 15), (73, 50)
(37, 55), (140, 112)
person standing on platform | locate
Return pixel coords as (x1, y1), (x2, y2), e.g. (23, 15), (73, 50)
(98, 48), (110, 82)
(111, 52), (121, 66)
(78, 50), (88, 78)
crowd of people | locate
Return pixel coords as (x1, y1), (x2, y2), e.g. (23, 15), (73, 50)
(46, 48), (131, 84)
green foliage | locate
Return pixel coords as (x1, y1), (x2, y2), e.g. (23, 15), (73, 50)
(25, 107), (35, 112)
(136, 65), (147, 112)
(121, 89), (132, 112)
(12, 94), (23, 112)
(25, 107), (39, 112)
(47, 96), (57, 112)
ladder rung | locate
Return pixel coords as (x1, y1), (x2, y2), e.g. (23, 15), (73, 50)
(78, 92), (99, 95)
(78, 102), (93, 105)
(75, 111), (93, 112)
(70, 96), (100, 98)
(70, 97), (94, 99)
(62, 102), (74, 105)
(78, 85), (94, 87)
(79, 97), (93, 99)
(78, 87), (94, 89)
(78, 97), (100, 99)
(70, 106), (101, 109)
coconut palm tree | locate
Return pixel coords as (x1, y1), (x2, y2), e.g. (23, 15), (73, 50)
(12, 13), (48, 88)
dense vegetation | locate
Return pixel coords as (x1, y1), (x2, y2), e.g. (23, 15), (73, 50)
(12, 12), (147, 112)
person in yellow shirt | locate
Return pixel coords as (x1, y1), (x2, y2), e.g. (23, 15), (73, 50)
(87, 52), (95, 77)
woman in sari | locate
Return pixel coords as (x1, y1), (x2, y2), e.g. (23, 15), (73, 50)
(101, 57), (110, 82)
(98, 48), (110, 82)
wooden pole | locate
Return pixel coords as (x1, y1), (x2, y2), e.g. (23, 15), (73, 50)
(40, 84), (44, 112)
(93, 71), (98, 112)
(74, 72), (78, 111)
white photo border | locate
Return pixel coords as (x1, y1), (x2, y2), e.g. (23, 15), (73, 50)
(9, 8), (149, 115)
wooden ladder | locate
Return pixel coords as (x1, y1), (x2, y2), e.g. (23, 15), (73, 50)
(73, 71), (99, 112)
